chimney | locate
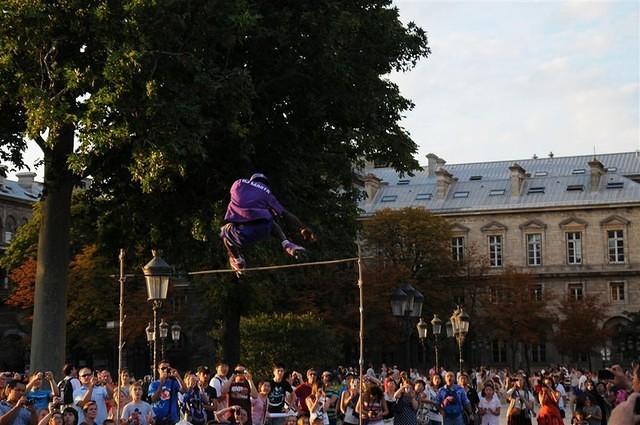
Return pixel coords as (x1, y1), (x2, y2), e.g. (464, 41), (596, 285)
(435, 168), (454, 199)
(509, 163), (526, 196)
(16, 172), (36, 192)
(426, 153), (438, 177)
(588, 158), (605, 191)
(436, 157), (446, 169)
(362, 173), (381, 203)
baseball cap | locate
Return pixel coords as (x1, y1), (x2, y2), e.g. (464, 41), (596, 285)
(250, 173), (269, 184)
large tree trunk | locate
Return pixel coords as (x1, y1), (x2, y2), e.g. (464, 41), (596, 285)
(222, 283), (246, 368)
(30, 124), (75, 376)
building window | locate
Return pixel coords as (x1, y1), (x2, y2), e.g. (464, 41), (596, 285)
(530, 284), (543, 301)
(489, 287), (505, 304)
(452, 237), (465, 262)
(568, 283), (584, 301)
(566, 232), (582, 265)
(488, 235), (503, 267)
(492, 340), (507, 363)
(531, 342), (547, 362)
(453, 294), (465, 306)
(607, 230), (625, 263)
(610, 281), (625, 303)
(527, 233), (542, 266)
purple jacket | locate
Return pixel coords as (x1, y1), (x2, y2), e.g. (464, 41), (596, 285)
(224, 179), (286, 223)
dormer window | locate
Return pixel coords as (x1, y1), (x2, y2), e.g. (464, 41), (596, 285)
(469, 175), (482, 181)
(397, 179), (410, 185)
(607, 182), (624, 189)
(534, 171), (548, 177)
(527, 187), (545, 194)
(453, 191), (469, 198)
(571, 168), (585, 175)
(415, 193), (432, 200)
(380, 195), (397, 202)
(566, 184), (584, 192)
(489, 189), (505, 196)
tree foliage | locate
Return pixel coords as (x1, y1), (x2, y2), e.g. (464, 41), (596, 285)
(236, 312), (341, 381)
(552, 294), (610, 361)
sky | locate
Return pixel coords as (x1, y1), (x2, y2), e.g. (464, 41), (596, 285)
(8, 0), (640, 179)
(390, 0), (640, 166)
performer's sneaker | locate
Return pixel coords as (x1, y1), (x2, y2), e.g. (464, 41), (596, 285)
(283, 241), (306, 260)
(229, 255), (246, 276)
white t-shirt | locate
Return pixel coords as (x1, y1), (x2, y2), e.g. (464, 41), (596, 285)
(73, 385), (109, 425)
(209, 375), (228, 407)
(121, 401), (155, 425)
(425, 386), (442, 423)
(478, 396), (500, 425)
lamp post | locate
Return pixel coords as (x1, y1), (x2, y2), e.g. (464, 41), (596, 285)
(449, 306), (470, 374)
(390, 283), (424, 369)
(416, 318), (428, 373)
(145, 322), (155, 377)
(431, 314), (442, 371)
(143, 250), (172, 379)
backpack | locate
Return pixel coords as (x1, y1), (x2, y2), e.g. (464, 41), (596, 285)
(442, 388), (462, 417)
(57, 377), (74, 405)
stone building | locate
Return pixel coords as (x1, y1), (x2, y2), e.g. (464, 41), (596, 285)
(0, 172), (41, 370)
(357, 151), (640, 367)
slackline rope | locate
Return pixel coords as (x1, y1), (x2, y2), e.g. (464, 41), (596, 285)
(187, 256), (369, 276)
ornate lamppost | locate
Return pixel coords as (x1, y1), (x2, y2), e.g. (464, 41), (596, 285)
(449, 306), (470, 374)
(143, 250), (172, 378)
(416, 318), (429, 373)
(431, 314), (442, 371)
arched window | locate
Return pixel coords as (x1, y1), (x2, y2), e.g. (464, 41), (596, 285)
(5, 216), (17, 243)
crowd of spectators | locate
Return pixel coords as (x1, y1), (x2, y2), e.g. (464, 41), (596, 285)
(1, 361), (638, 425)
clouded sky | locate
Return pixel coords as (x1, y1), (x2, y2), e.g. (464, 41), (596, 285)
(390, 0), (639, 166)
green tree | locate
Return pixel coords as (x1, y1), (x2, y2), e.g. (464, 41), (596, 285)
(235, 312), (341, 380)
(1, 0), (429, 373)
(361, 207), (457, 366)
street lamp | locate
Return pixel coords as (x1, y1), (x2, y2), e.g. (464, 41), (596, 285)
(390, 284), (424, 369)
(143, 250), (172, 378)
(449, 306), (470, 374)
(171, 323), (181, 343)
(416, 318), (429, 373)
(431, 314), (442, 371)
(158, 319), (182, 358)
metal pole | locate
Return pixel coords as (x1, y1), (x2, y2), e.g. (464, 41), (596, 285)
(434, 334), (439, 372)
(458, 337), (464, 375)
(405, 316), (411, 370)
(117, 249), (125, 424)
(152, 302), (161, 379)
(357, 240), (364, 425)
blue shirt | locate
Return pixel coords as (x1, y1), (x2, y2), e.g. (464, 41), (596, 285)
(435, 385), (469, 418)
(0, 400), (33, 425)
(148, 378), (181, 423)
(224, 179), (286, 223)
(26, 389), (51, 412)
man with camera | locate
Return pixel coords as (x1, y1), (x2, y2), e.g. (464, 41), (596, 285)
(73, 368), (111, 425)
(0, 380), (38, 425)
(148, 361), (186, 425)
(220, 366), (258, 425)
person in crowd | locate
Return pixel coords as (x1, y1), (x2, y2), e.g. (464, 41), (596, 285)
(179, 373), (206, 425)
(505, 375), (534, 425)
(477, 384), (499, 425)
(195, 366), (217, 423)
(0, 379), (38, 425)
(57, 366), (80, 409)
(209, 362), (229, 409)
(294, 370), (318, 418)
(118, 371), (133, 405)
(267, 365), (294, 425)
(583, 379), (607, 425)
(393, 376), (418, 425)
(78, 402), (97, 425)
(339, 379), (359, 425)
(73, 369), (111, 425)
(424, 374), (443, 425)
(414, 379), (429, 425)
(435, 372), (471, 425)
(283, 414), (296, 425)
(536, 376), (563, 425)
(382, 378), (396, 425)
(306, 382), (329, 425)
(229, 406), (250, 425)
(296, 416), (309, 425)
(61, 408), (77, 425)
(552, 374), (567, 420)
(36, 402), (63, 425)
(121, 382), (153, 425)
(251, 381), (270, 425)
(148, 361), (185, 425)
(457, 374), (477, 425)
(26, 372), (59, 413)
(220, 366), (258, 425)
(581, 395), (602, 425)
(571, 410), (588, 425)
(320, 372), (339, 425)
(356, 380), (387, 425)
